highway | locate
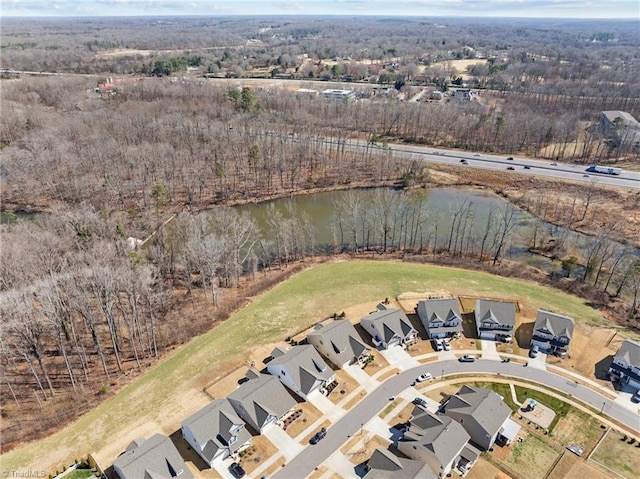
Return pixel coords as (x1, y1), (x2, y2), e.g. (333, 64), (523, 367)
(356, 140), (640, 190)
(273, 358), (640, 479)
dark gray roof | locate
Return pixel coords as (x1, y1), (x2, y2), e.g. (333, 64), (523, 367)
(445, 385), (511, 439)
(181, 398), (251, 461)
(361, 308), (416, 343)
(402, 407), (469, 468)
(533, 310), (575, 339)
(475, 299), (516, 328)
(113, 434), (194, 479)
(268, 345), (334, 395)
(308, 320), (370, 365)
(364, 448), (436, 479)
(227, 373), (297, 431)
(615, 339), (640, 367)
(417, 298), (462, 325)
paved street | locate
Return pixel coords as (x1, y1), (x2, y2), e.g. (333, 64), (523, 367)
(273, 358), (640, 479)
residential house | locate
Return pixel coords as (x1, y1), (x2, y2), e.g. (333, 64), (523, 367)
(227, 369), (297, 434)
(307, 320), (371, 368)
(451, 88), (476, 100)
(360, 304), (418, 349)
(530, 310), (575, 356)
(475, 299), (516, 341)
(266, 345), (335, 400)
(363, 448), (436, 479)
(181, 399), (252, 467)
(608, 339), (640, 392)
(113, 434), (194, 479)
(600, 111), (640, 152)
(443, 385), (520, 450)
(416, 298), (464, 339)
(398, 406), (475, 477)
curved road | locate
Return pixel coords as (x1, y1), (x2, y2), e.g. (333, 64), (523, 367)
(273, 358), (640, 479)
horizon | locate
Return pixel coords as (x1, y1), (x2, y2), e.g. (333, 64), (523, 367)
(1, 0), (638, 19)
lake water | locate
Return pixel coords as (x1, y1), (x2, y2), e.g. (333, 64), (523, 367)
(235, 187), (596, 273)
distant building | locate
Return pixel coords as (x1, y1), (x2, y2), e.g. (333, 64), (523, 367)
(600, 111), (640, 152)
(322, 89), (356, 103)
(295, 88), (319, 97)
(451, 88), (476, 100)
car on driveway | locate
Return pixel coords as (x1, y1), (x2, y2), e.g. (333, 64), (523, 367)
(310, 427), (327, 444)
(416, 373), (433, 383)
(412, 397), (428, 408)
(529, 344), (539, 358)
(229, 462), (246, 478)
(632, 392), (640, 403)
(433, 339), (444, 351)
(442, 339), (451, 350)
(459, 355), (476, 362)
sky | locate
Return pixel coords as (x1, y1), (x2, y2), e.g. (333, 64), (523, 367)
(1, 0), (639, 18)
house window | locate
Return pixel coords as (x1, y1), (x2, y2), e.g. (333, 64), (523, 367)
(229, 436), (237, 445)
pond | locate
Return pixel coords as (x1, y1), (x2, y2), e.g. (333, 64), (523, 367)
(235, 187), (601, 274)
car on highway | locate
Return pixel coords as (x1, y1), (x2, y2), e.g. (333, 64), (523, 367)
(523, 165), (531, 169)
(550, 162), (558, 166)
(583, 174), (590, 177)
(507, 157), (514, 161)
(460, 159), (468, 164)
(412, 397), (428, 408)
(501, 357), (511, 363)
(416, 373), (433, 383)
(459, 355), (476, 362)
(229, 462), (246, 478)
(309, 427), (327, 444)
(474, 154), (481, 157)
(506, 166), (515, 170)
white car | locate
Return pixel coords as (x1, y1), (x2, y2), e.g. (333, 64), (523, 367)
(416, 373), (433, 383)
(433, 339), (444, 351)
(442, 340), (451, 351)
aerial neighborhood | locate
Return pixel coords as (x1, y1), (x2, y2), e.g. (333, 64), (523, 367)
(103, 295), (640, 479)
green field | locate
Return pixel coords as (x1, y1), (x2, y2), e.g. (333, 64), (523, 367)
(1, 260), (607, 473)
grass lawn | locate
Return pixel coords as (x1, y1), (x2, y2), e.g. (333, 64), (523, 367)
(1, 260), (607, 473)
(551, 409), (606, 451)
(497, 430), (562, 479)
(590, 429), (640, 479)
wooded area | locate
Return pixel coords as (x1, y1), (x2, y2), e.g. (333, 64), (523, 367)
(1, 16), (639, 451)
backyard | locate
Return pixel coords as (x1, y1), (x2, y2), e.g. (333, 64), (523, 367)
(589, 429), (640, 479)
(491, 430), (562, 479)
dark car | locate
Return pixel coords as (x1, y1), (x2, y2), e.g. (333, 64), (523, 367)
(310, 427), (327, 444)
(523, 165), (531, 169)
(506, 166), (515, 170)
(507, 157), (514, 161)
(501, 357), (510, 363)
(229, 462), (246, 478)
(412, 397), (428, 408)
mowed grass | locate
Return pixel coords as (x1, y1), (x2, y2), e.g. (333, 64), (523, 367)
(1, 260), (606, 473)
(590, 429), (640, 479)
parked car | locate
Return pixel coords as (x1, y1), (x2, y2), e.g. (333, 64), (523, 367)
(412, 397), (428, 408)
(631, 392), (640, 403)
(529, 345), (539, 358)
(310, 427), (327, 444)
(229, 462), (246, 478)
(459, 355), (476, 362)
(432, 339), (444, 351)
(416, 373), (433, 383)
(442, 340), (451, 351)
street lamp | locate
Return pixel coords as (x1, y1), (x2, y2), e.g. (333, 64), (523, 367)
(601, 402), (605, 414)
(441, 369), (444, 381)
(360, 422), (364, 435)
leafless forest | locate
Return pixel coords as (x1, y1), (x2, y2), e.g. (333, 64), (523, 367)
(1, 16), (639, 450)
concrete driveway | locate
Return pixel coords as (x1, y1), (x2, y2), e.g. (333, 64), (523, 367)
(379, 345), (420, 369)
(480, 339), (501, 361)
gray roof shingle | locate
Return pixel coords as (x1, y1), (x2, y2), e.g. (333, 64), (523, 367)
(475, 299), (516, 329)
(445, 385), (511, 441)
(227, 372), (297, 432)
(268, 345), (334, 395)
(181, 398), (251, 462)
(364, 448), (436, 479)
(113, 434), (194, 479)
(615, 339), (640, 367)
(361, 308), (416, 344)
(308, 320), (370, 366)
(533, 310), (575, 339)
